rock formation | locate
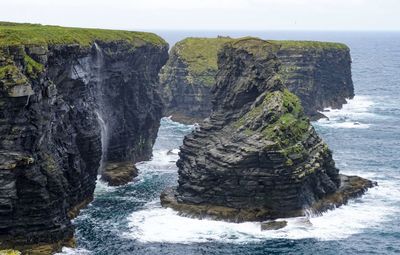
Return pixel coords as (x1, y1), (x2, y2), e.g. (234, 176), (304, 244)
(160, 37), (354, 122)
(161, 38), (375, 222)
(0, 22), (168, 253)
(159, 37), (231, 124)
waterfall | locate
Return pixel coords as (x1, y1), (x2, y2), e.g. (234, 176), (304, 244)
(93, 42), (108, 173)
(95, 110), (108, 173)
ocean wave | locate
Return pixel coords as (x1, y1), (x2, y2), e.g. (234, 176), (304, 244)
(55, 247), (91, 255)
(315, 95), (375, 129)
(123, 177), (399, 243)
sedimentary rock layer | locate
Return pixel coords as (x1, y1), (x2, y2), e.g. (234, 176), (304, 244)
(0, 22), (168, 253)
(160, 37), (354, 123)
(159, 37), (231, 123)
(161, 38), (374, 222)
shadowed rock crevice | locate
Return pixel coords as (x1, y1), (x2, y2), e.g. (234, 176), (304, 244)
(161, 38), (375, 222)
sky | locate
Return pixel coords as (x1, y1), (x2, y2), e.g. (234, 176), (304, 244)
(1, 0), (399, 31)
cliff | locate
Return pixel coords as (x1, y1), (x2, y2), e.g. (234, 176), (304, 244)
(160, 37), (353, 123)
(159, 37), (231, 123)
(0, 22), (168, 253)
(161, 38), (374, 222)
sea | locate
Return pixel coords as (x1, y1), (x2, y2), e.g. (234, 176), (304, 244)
(57, 31), (400, 255)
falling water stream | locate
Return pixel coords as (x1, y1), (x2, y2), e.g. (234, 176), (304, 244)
(93, 43), (108, 173)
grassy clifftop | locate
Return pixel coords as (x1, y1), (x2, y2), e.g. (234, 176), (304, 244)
(172, 36), (348, 87)
(174, 37), (232, 85)
(0, 22), (167, 47)
(269, 40), (349, 51)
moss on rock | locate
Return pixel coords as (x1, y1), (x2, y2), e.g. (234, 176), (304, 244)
(23, 54), (44, 78)
(0, 250), (21, 255)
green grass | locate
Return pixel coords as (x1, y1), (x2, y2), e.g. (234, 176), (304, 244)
(172, 36), (348, 87)
(268, 40), (349, 51)
(0, 21), (166, 47)
(174, 37), (232, 86)
(24, 54), (44, 78)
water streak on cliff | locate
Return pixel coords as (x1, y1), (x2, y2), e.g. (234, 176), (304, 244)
(93, 43), (108, 173)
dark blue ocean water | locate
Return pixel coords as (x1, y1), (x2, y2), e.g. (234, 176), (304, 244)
(58, 31), (400, 255)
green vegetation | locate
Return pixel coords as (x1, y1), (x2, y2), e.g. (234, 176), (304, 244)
(174, 37), (232, 86)
(0, 250), (21, 255)
(0, 21), (166, 47)
(172, 36), (348, 87)
(261, 89), (309, 146)
(0, 65), (17, 79)
(233, 89), (310, 162)
(24, 54), (44, 78)
(229, 37), (280, 57)
(268, 40), (349, 51)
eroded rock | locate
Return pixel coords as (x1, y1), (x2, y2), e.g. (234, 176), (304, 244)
(161, 37), (375, 222)
(101, 162), (138, 186)
(260, 220), (287, 231)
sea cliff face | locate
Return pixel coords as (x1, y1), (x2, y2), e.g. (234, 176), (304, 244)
(275, 41), (354, 118)
(0, 22), (168, 253)
(159, 37), (231, 124)
(160, 37), (354, 123)
(161, 38), (374, 222)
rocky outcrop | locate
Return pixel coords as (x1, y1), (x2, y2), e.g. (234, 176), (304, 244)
(161, 38), (374, 222)
(0, 22), (168, 253)
(100, 162), (138, 186)
(159, 37), (231, 124)
(160, 37), (353, 123)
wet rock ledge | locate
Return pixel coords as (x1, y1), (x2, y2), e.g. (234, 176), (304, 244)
(160, 37), (354, 123)
(161, 37), (375, 222)
(0, 22), (168, 253)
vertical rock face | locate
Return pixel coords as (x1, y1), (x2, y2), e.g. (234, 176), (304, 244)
(161, 38), (374, 222)
(160, 37), (354, 123)
(159, 37), (231, 124)
(0, 22), (168, 252)
(275, 41), (354, 118)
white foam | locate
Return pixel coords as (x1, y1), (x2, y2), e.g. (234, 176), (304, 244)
(317, 118), (370, 129)
(124, 177), (399, 243)
(316, 96), (375, 129)
(55, 247), (91, 255)
(93, 175), (117, 194)
(136, 149), (180, 172)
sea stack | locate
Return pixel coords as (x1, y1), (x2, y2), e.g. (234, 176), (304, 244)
(161, 38), (375, 222)
(160, 37), (354, 123)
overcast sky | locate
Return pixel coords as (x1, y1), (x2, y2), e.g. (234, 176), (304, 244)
(1, 0), (399, 31)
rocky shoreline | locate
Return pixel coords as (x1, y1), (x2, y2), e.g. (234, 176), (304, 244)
(161, 175), (376, 222)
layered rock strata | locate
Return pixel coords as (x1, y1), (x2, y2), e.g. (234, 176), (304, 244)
(160, 37), (354, 122)
(0, 22), (168, 253)
(161, 38), (374, 222)
(159, 37), (231, 124)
